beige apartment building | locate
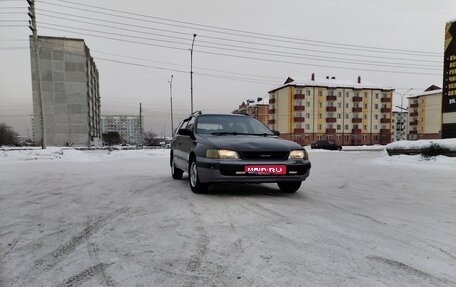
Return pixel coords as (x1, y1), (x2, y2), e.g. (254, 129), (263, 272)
(407, 86), (442, 140)
(268, 75), (394, 146)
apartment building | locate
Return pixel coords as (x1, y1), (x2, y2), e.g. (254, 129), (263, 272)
(101, 115), (142, 144)
(391, 111), (408, 141)
(30, 36), (100, 146)
(268, 75), (394, 146)
(407, 86), (442, 140)
(232, 101), (269, 126)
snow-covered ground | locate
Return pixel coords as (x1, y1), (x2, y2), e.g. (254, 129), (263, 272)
(0, 147), (455, 286)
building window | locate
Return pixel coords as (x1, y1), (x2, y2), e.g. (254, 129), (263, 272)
(297, 89), (302, 94)
(337, 125), (341, 130)
(318, 124), (322, 130)
(345, 125), (349, 130)
(318, 91), (322, 97)
(306, 90), (311, 96)
(319, 102), (322, 108)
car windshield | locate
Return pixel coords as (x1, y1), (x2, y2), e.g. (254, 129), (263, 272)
(195, 115), (274, 136)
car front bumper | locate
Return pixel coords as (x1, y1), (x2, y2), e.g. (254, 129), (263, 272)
(195, 156), (311, 184)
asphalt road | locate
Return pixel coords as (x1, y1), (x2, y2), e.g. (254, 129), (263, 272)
(0, 150), (455, 287)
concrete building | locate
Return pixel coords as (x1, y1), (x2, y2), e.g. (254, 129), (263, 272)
(30, 36), (100, 146)
(101, 115), (142, 144)
(268, 75), (394, 146)
(391, 111), (408, 141)
(407, 86), (442, 140)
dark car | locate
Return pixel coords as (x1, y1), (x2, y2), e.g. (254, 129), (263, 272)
(170, 112), (311, 193)
(310, 140), (342, 151)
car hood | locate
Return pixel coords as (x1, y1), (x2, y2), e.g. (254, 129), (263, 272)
(200, 135), (302, 151)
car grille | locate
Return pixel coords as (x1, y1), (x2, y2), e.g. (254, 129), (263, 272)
(239, 151), (289, 161)
(219, 164), (308, 176)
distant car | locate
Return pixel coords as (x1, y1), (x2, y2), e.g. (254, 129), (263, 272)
(311, 140), (342, 151)
(170, 112), (311, 193)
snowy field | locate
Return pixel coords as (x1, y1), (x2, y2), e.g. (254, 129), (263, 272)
(0, 147), (455, 286)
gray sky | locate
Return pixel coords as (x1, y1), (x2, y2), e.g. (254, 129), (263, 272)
(1, 0), (455, 137)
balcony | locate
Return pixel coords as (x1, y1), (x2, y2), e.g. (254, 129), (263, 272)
(268, 119), (275, 124)
(380, 108), (391, 113)
(353, 96), (363, 102)
(294, 128), (305, 134)
(326, 95), (337, 101)
(380, 118), (390, 123)
(409, 121), (418, 126)
(326, 117), (336, 123)
(326, 128), (336, 134)
(294, 117), (305, 123)
(380, 129), (390, 134)
(381, 97), (391, 103)
(410, 112), (418, 117)
(352, 107), (362, 113)
(294, 94), (305, 99)
(269, 109), (276, 114)
(410, 103), (419, 108)
(352, 129), (362, 134)
(352, 118), (362, 123)
(326, 106), (337, 112)
(269, 98), (276, 104)
(294, 105), (305, 111)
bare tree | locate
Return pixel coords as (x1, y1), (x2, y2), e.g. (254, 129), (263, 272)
(0, 123), (18, 146)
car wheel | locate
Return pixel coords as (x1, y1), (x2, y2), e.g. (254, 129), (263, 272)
(171, 155), (183, 179)
(277, 181), (301, 193)
(189, 158), (209, 193)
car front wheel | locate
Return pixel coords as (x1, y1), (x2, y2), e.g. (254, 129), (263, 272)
(171, 155), (183, 179)
(277, 181), (301, 193)
(189, 158), (209, 193)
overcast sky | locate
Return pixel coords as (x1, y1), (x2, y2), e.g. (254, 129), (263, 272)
(1, 0), (455, 137)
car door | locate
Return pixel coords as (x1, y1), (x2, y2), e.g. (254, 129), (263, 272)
(172, 116), (195, 170)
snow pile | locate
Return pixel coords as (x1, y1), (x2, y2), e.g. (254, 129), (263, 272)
(386, 138), (456, 151)
(0, 147), (169, 162)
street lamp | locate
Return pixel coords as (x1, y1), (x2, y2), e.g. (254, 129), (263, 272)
(394, 88), (413, 141)
(168, 75), (174, 136)
(190, 34), (197, 114)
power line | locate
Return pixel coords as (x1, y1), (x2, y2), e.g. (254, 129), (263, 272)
(36, 9), (442, 64)
(41, 0), (441, 56)
(36, 12), (443, 68)
(38, 25), (442, 76)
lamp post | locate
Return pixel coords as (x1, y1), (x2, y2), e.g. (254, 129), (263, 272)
(395, 88), (413, 141)
(168, 75), (174, 137)
(190, 34), (197, 114)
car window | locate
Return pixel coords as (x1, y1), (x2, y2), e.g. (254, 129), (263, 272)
(183, 116), (195, 131)
(196, 115), (273, 135)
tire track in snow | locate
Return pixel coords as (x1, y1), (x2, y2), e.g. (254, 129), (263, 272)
(87, 242), (117, 287)
(33, 207), (128, 271)
(368, 255), (455, 286)
(56, 262), (113, 287)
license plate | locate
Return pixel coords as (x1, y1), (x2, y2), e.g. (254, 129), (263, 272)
(245, 165), (287, 175)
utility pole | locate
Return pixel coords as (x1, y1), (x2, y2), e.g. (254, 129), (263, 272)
(168, 75), (174, 136)
(190, 34), (197, 114)
(27, 0), (46, 149)
(139, 102), (142, 147)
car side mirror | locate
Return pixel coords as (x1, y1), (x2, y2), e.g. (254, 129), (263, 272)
(178, 128), (192, 136)
(272, 130), (280, 136)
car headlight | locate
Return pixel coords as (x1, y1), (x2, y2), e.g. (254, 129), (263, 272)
(289, 149), (308, 160)
(206, 149), (239, 159)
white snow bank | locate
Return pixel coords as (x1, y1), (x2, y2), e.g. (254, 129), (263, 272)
(0, 147), (169, 162)
(386, 138), (456, 151)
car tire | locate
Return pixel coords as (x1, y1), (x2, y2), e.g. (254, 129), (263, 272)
(171, 155), (183, 179)
(189, 158), (209, 193)
(277, 181), (301, 193)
